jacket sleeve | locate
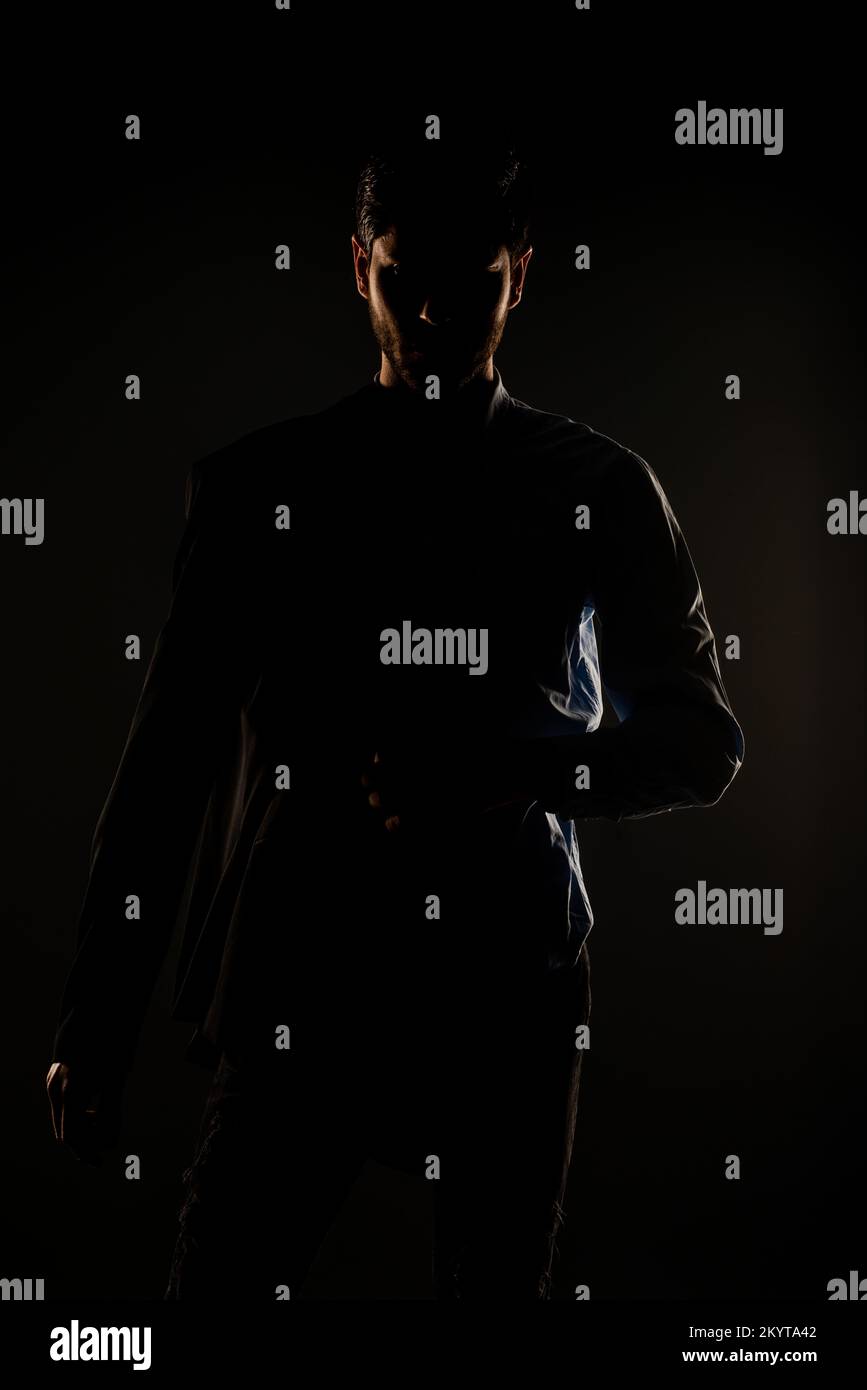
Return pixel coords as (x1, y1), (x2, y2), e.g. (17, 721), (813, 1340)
(51, 453), (256, 1077)
(531, 447), (744, 822)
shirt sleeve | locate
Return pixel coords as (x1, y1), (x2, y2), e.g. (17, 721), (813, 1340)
(530, 446), (744, 822)
(51, 453), (257, 1077)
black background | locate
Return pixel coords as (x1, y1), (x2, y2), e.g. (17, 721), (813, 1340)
(1, 4), (864, 1301)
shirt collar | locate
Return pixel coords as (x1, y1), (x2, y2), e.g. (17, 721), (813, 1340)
(370, 365), (511, 432)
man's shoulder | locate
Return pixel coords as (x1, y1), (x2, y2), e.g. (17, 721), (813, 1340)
(182, 389), (365, 505)
(504, 394), (662, 498)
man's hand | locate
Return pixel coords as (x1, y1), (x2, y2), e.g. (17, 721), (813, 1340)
(46, 1061), (124, 1168)
(359, 739), (538, 835)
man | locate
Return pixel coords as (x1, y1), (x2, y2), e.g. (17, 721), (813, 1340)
(47, 138), (744, 1299)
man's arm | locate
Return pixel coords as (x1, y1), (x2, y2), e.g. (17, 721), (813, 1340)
(517, 447), (744, 822)
(51, 451), (256, 1079)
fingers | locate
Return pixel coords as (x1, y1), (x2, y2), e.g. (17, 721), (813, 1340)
(46, 1063), (63, 1141)
(360, 751), (402, 832)
(47, 1064), (122, 1167)
(60, 1074), (103, 1166)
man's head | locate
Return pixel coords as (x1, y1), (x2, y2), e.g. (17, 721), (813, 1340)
(352, 140), (534, 393)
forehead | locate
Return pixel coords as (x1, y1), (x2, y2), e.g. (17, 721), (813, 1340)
(373, 226), (505, 264)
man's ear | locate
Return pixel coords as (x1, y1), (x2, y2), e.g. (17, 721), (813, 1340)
(352, 234), (370, 300)
(508, 246), (533, 309)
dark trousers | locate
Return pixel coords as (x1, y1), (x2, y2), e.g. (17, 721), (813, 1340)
(164, 942), (591, 1300)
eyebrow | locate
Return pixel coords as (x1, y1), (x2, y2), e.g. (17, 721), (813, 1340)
(379, 253), (504, 269)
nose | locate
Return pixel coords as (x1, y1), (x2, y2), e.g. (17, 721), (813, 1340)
(418, 294), (452, 328)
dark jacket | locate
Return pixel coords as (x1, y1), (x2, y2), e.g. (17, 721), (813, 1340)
(51, 368), (744, 1076)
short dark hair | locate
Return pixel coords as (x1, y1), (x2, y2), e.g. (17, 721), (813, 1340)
(355, 137), (533, 267)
